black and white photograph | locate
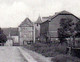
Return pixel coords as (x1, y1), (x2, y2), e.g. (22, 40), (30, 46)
(0, 0), (80, 62)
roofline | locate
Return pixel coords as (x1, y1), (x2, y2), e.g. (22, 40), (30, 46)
(19, 25), (33, 27)
(41, 13), (80, 24)
(40, 20), (49, 25)
(18, 18), (33, 27)
(51, 14), (80, 20)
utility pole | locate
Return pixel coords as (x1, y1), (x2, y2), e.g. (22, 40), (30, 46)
(8, 27), (11, 46)
(33, 23), (35, 43)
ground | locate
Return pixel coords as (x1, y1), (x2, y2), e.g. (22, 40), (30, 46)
(0, 46), (51, 62)
(0, 46), (27, 62)
(20, 47), (51, 62)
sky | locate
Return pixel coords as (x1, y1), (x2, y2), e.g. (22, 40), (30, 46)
(0, 0), (80, 27)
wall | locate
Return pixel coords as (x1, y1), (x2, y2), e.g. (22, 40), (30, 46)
(49, 14), (79, 38)
(11, 36), (18, 43)
(35, 24), (40, 38)
(19, 26), (33, 45)
(40, 21), (49, 35)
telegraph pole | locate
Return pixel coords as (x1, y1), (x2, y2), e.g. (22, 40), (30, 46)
(33, 23), (35, 43)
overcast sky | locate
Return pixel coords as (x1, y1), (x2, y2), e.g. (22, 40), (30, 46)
(0, 0), (80, 27)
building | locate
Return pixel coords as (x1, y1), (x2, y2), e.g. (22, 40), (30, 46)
(18, 18), (34, 45)
(2, 28), (19, 46)
(2, 17), (35, 46)
(40, 10), (80, 42)
(35, 16), (42, 40)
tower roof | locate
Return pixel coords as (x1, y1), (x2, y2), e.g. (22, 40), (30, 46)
(35, 16), (42, 24)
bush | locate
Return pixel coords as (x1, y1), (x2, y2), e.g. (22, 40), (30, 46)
(54, 43), (67, 54)
(24, 41), (68, 57)
(51, 54), (80, 62)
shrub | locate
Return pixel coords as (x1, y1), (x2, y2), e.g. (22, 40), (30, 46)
(54, 43), (67, 54)
(51, 54), (80, 62)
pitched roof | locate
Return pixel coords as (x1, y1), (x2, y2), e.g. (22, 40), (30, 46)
(35, 16), (42, 24)
(42, 16), (52, 23)
(58, 10), (72, 15)
(19, 18), (33, 27)
(2, 28), (19, 36)
(41, 10), (80, 23)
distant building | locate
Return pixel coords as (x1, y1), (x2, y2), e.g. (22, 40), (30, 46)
(40, 10), (80, 42)
(18, 18), (34, 45)
(2, 28), (19, 45)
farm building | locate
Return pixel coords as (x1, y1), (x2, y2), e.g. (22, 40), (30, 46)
(40, 10), (80, 42)
(18, 18), (34, 45)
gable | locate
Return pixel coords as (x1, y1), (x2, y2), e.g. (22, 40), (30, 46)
(50, 10), (80, 21)
(49, 14), (80, 31)
(41, 10), (80, 23)
(19, 18), (33, 27)
(50, 14), (80, 24)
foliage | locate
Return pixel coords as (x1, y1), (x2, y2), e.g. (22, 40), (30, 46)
(0, 28), (7, 43)
(58, 18), (75, 43)
(75, 21), (80, 37)
(24, 41), (68, 57)
(51, 54), (80, 62)
(75, 21), (80, 31)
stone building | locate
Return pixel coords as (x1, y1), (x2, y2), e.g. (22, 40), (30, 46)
(18, 18), (34, 45)
(40, 10), (80, 42)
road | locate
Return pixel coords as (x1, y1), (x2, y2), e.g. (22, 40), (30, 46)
(0, 46), (27, 62)
(0, 46), (51, 62)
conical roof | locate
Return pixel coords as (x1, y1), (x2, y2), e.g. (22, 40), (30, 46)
(35, 16), (42, 24)
(19, 18), (33, 27)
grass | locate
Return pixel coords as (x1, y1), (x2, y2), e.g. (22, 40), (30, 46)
(51, 54), (80, 62)
(24, 41), (68, 57)
(23, 41), (80, 62)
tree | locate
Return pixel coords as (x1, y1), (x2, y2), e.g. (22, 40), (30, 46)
(75, 21), (80, 37)
(58, 18), (75, 44)
(0, 28), (7, 45)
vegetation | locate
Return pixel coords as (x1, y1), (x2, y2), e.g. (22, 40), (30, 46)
(0, 28), (7, 45)
(75, 20), (80, 37)
(24, 18), (80, 62)
(24, 41), (67, 57)
(24, 41), (80, 62)
(58, 18), (75, 44)
(51, 54), (80, 62)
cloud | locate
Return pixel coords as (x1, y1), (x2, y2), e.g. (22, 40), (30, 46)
(0, 2), (31, 27)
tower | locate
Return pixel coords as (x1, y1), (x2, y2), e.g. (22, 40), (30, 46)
(35, 16), (42, 40)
